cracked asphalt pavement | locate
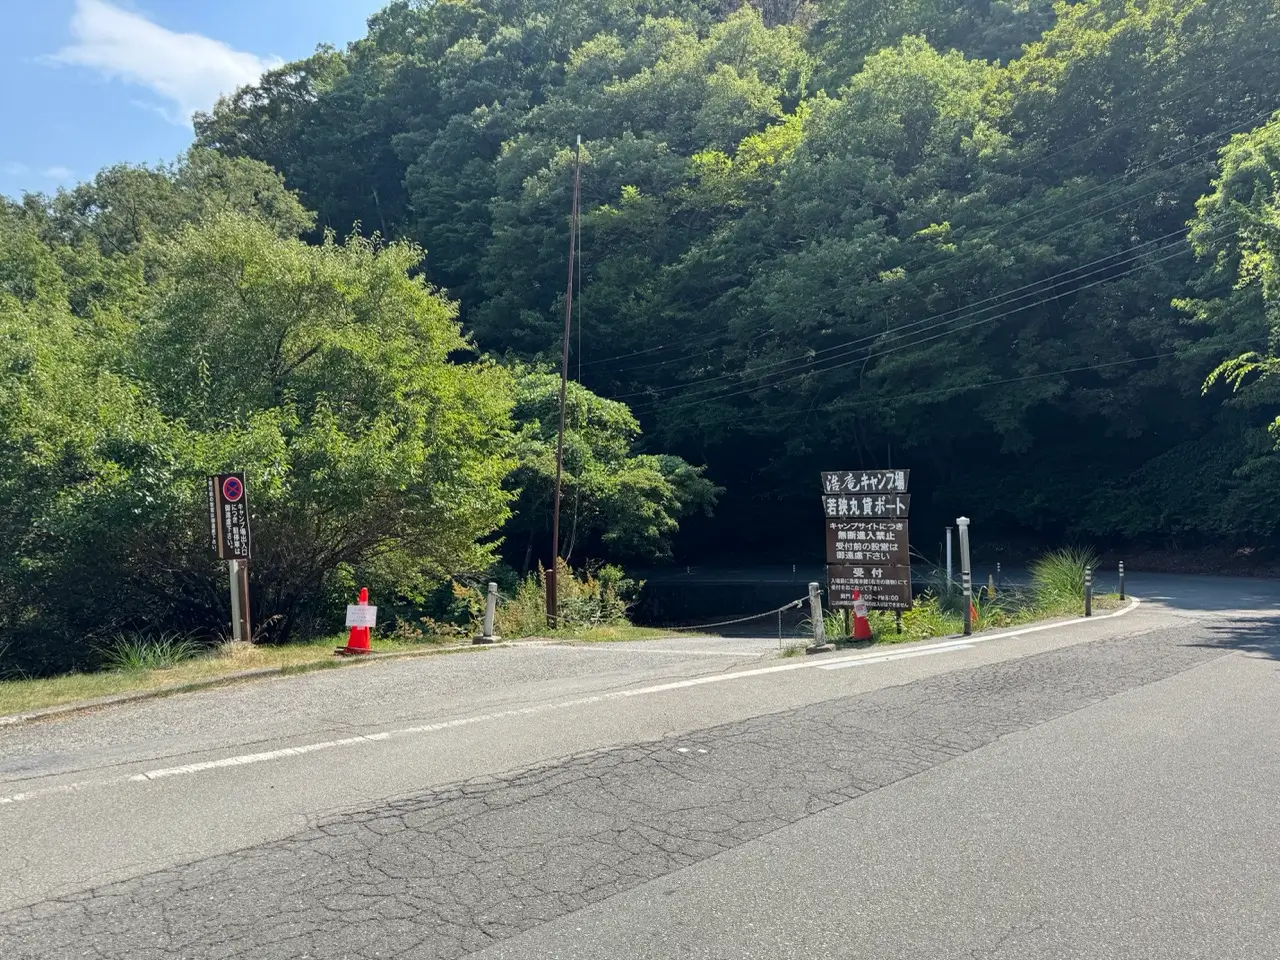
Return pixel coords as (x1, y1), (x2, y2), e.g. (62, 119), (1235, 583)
(2, 573), (1279, 958)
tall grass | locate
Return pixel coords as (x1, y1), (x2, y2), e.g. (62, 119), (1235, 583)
(101, 633), (202, 672)
(1030, 547), (1099, 609)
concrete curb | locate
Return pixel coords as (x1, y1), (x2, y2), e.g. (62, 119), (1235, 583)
(0, 642), (517, 728)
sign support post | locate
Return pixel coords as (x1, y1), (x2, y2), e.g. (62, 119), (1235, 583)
(229, 560), (243, 642)
(209, 473), (253, 643)
(236, 560), (251, 642)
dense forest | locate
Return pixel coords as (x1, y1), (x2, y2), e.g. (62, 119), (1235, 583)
(195, 0), (1280, 552)
(6, 0), (1280, 673)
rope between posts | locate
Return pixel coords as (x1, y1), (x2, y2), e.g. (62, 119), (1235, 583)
(663, 598), (808, 632)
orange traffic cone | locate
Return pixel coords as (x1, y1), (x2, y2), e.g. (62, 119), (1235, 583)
(336, 587), (373, 656)
(852, 590), (873, 641)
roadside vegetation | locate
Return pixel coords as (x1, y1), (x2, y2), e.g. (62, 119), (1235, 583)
(822, 549), (1122, 645)
(5, 0), (1278, 688)
(0, 559), (671, 716)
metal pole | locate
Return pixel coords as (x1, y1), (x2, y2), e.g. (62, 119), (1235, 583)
(777, 608), (783, 650)
(996, 562), (1002, 592)
(807, 582), (827, 651)
(228, 560), (242, 643)
(946, 527), (953, 586)
(1085, 566), (1093, 617)
(895, 611), (903, 635)
(547, 136), (582, 628)
(1119, 561), (1126, 601)
(957, 517), (972, 636)
(237, 561), (252, 643)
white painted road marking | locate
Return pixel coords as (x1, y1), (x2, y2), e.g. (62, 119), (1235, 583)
(818, 642), (975, 670)
(0, 601), (1140, 805)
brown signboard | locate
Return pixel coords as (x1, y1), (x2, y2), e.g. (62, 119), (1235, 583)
(822, 493), (910, 520)
(208, 473), (252, 561)
(827, 564), (912, 612)
(822, 470), (909, 495)
(826, 520), (909, 566)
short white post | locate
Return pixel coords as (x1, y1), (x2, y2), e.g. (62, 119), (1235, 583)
(957, 517), (972, 636)
(475, 582), (500, 644)
(807, 582), (828, 651)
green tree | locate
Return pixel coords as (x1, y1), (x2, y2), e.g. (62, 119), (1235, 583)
(506, 372), (721, 570)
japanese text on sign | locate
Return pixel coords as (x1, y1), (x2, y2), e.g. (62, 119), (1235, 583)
(822, 471), (909, 495)
(208, 473), (252, 561)
(346, 605), (379, 629)
(826, 520), (909, 565)
(822, 494), (911, 520)
(827, 564), (913, 612)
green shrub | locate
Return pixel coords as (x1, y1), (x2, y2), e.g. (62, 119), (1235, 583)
(101, 633), (202, 672)
(1030, 547), (1098, 610)
(495, 559), (640, 636)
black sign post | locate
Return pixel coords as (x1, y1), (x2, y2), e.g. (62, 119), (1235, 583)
(824, 473), (913, 617)
(209, 473), (252, 642)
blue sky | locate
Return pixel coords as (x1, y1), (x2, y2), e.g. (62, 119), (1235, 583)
(1, 0), (385, 199)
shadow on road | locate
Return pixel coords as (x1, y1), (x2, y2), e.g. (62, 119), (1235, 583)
(1189, 617), (1280, 662)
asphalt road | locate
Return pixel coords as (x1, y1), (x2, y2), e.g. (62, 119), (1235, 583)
(1, 573), (1278, 958)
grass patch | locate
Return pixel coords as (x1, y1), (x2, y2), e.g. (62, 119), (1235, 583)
(0, 634), (434, 717)
(100, 632), (202, 672)
(1030, 546), (1099, 608)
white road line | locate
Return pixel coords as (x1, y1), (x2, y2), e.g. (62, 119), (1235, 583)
(818, 643), (975, 670)
(129, 733), (392, 781)
(0, 600), (1141, 804)
(556, 647), (766, 658)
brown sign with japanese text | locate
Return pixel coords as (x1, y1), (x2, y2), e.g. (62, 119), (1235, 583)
(822, 470), (909, 495)
(827, 564), (913, 611)
(208, 473), (252, 561)
(822, 493), (910, 520)
(826, 520), (910, 566)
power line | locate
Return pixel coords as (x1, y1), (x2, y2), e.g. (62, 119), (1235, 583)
(666, 351), (1185, 437)
(581, 103), (1275, 374)
(631, 235), (1225, 416)
(624, 227), (1226, 415)
(612, 224), (1199, 405)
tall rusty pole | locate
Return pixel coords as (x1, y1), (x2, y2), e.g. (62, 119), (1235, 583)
(547, 136), (581, 628)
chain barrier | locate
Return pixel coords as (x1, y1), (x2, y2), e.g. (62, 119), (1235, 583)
(659, 598), (808, 632)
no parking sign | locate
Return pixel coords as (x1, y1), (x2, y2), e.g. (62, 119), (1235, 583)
(208, 473), (252, 560)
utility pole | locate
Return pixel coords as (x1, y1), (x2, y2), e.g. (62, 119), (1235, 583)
(547, 136), (582, 628)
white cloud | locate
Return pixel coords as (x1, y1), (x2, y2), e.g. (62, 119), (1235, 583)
(43, 166), (76, 180)
(50, 0), (280, 126)
(1, 162), (30, 176)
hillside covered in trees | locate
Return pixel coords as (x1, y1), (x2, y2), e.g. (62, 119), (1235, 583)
(6, 0), (1280, 674)
(195, 0), (1280, 555)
